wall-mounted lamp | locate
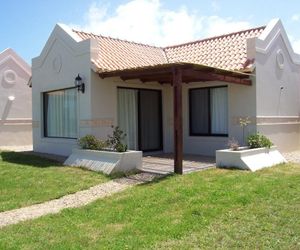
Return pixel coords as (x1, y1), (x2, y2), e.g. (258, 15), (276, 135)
(74, 74), (85, 93)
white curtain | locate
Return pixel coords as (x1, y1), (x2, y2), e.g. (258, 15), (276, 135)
(46, 88), (77, 138)
(210, 87), (228, 134)
(117, 88), (138, 150)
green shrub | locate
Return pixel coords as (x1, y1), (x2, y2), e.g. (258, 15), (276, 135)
(106, 126), (128, 152)
(78, 135), (106, 150)
(247, 133), (273, 149)
(115, 143), (128, 153)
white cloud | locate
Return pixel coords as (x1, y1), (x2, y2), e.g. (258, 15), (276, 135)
(292, 39), (300, 54)
(71, 0), (252, 46)
(288, 34), (300, 54)
(203, 16), (251, 37)
(292, 14), (300, 22)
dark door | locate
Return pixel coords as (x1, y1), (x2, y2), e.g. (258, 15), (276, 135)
(138, 90), (162, 151)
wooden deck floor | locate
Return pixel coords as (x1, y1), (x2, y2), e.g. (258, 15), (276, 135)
(139, 153), (216, 174)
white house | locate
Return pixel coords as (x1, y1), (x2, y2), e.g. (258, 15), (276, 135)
(0, 48), (32, 147)
(31, 18), (300, 171)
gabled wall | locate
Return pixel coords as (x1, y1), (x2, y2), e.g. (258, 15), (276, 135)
(32, 24), (92, 155)
(0, 48), (32, 146)
(255, 19), (300, 151)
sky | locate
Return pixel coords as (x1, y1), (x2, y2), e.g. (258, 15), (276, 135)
(1, 0), (300, 64)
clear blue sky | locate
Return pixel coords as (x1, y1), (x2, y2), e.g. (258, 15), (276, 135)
(1, 0), (300, 64)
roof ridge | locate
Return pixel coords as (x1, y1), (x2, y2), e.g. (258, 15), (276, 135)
(164, 25), (266, 49)
(72, 29), (163, 49)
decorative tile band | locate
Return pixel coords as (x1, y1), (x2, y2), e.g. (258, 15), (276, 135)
(80, 118), (114, 128)
(232, 116), (300, 126)
(256, 116), (300, 125)
(0, 119), (32, 126)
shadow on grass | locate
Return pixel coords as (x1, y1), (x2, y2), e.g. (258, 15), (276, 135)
(137, 173), (174, 186)
(216, 166), (248, 171)
(0, 151), (60, 168)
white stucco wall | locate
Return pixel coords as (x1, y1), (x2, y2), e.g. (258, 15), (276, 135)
(255, 19), (300, 152)
(32, 25), (92, 156)
(0, 48), (32, 146)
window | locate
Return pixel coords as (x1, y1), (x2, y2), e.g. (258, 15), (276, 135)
(44, 88), (78, 138)
(189, 86), (228, 136)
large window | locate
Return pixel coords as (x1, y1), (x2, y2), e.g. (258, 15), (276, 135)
(44, 88), (78, 138)
(189, 86), (228, 136)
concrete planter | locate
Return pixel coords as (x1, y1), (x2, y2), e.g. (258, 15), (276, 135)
(64, 148), (142, 175)
(216, 146), (287, 172)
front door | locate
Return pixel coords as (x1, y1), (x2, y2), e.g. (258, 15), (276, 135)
(117, 88), (162, 151)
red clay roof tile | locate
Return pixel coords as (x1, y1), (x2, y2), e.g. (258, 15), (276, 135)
(72, 26), (265, 73)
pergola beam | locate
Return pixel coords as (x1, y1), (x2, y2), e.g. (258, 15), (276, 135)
(100, 67), (251, 86)
(181, 69), (251, 85)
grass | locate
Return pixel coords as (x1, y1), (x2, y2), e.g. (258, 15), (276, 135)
(0, 151), (110, 212)
(0, 163), (299, 249)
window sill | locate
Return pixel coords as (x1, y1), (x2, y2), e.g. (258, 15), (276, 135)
(41, 137), (78, 144)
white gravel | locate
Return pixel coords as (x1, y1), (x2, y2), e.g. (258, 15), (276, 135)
(283, 151), (300, 164)
(0, 172), (164, 228)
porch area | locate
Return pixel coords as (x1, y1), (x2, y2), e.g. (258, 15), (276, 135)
(99, 62), (251, 174)
(140, 154), (216, 174)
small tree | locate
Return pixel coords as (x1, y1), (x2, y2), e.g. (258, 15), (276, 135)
(106, 126), (128, 152)
(239, 116), (251, 145)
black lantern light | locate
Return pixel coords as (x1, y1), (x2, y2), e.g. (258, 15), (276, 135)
(74, 74), (85, 93)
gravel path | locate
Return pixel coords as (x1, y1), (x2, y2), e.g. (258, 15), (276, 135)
(0, 172), (164, 229)
(283, 151), (300, 164)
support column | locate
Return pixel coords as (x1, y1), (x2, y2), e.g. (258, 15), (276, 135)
(173, 68), (183, 174)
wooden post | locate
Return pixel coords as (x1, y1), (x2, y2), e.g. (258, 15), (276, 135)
(173, 67), (183, 174)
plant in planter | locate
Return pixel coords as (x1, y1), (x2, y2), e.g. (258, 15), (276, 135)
(217, 132), (285, 172)
(78, 134), (107, 150)
(67, 127), (140, 175)
(78, 127), (128, 153)
(106, 126), (128, 152)
(247, 133), (273, 149)
(227, 137), (240, 151)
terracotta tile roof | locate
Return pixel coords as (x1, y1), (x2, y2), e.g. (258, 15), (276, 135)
(72, 26), (265, 73)
(73, 30), (167, 72)
(164, 26), (265, 71)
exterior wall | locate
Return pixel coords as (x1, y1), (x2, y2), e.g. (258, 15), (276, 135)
(182, 80), (256, 156)
(89, 75), (256, 157)
(0, 49), (32, 146)
(89, 72), (173, 153)
(32, 25), (92, 156)
(255, 20), (300, 152)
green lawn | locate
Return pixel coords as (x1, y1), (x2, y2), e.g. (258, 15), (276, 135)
(0, 163), (299, 249)
(0, 151), (110, 212)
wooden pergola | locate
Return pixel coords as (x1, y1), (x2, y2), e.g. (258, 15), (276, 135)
(99, 63), (252, 174)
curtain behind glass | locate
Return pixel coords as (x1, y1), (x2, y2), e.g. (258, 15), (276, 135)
(64, 89), (77, 138)
(117, 88), (138, 150)
(45, 88), (77, 138)
(210, 87), (228, 134)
